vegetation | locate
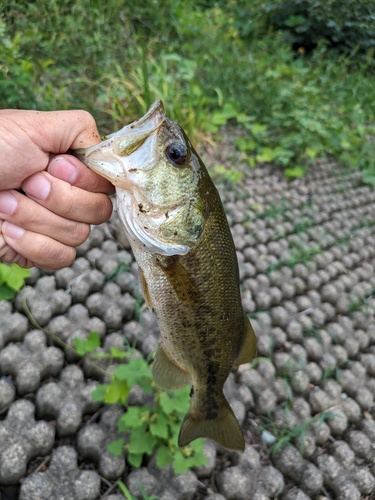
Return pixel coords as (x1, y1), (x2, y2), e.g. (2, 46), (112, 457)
(0, 263), (30, 300)
(259, 406), (334, 456)
(1, 0), (375, 179)
(74, 333), (206, 474)
(117, 481), (159, 500)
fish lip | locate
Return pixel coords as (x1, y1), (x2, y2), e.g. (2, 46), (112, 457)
(74, 100), (165, 157)
(129, 99), (165, 131)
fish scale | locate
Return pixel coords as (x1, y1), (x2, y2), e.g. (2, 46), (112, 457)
(74, 100), (257, 451)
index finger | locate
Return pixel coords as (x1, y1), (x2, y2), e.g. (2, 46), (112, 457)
(0, 109), (103, 190)
(48, 155), (115, 194)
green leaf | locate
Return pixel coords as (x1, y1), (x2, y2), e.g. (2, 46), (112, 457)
(362, 171), (375, 186)
(105, 379), (130, 404)
(285, 167), (305, 179)
(285, 15), (306, 28)
(74, 331), (101, 356)
(249, 123), (267, 137)
(107, 438), (125, 456)
(0, 264), (11, 286)
(211, 102), (238, 126)
(118, 407), (147, 431)
(0, 284), (16, 301)
(109, 347), (128, 359)
(113, 357), (152, 392)
(5, 264), (30, 290)
(128, 427), (158, 455)
(159, 392), (177, 415)
(305, 147), (318, 159)
(127, 452), (143, 468)
(172, 449), (188, 474)
(156, 444), (173, 468)
(256, 147), (278, 163)
(91, 384), (107, 402)
(172, 439), (206, 474)
(189, 439), (207, 466)
(150, 412), (170, 439)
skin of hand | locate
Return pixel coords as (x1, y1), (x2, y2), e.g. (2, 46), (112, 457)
(0, 109), (115, 269)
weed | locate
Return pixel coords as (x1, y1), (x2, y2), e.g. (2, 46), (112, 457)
(106, 263), (131, 283)
(259, 406), (335, 456)
(212, 164), (243, 187)
(117, 481), (159, 500)
(346, 286), (375, 314)
(266, 241), (321, 274)
(0, 263), (30, 301)
(301, 326), (323, 344)
(2, 0), (375, 179)
(74, 334), (206, 474)
(321, 366), (341, 385)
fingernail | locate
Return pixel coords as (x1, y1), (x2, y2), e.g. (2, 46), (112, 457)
(3, 221), (25, 239)
(49, 157), (77, 184)
(0, 192), (17, 215)
(24, 174), (51, 200)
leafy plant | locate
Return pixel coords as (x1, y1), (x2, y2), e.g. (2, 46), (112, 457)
(73, 335), (206, 474)
(0, 263), (30, 301)
(266, 241), (321, 274)
(212, 164), (243, 186)
(266, 0), (375, 57)
(2, 0), (375, 180)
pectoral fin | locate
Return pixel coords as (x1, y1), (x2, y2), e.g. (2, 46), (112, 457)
(138, 266), (153, 310)
(233, 313), (257, 369)
(152, 344), (191, 390)
(157, 256), (200, 305)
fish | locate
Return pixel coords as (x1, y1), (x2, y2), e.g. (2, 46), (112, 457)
(74, 100), (256, 451)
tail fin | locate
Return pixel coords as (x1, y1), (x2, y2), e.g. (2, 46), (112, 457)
(178, 396), (244, 451)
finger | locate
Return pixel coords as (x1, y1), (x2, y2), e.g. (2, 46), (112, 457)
(2, 109), (102, 152)
(22, 172), (113, 225)
(0, 190), (91, 247)
(2, 221), (76, 270)
(0, 223), (34, 268)
(48, 155), (115, 195)
(0, 109), (102, 190)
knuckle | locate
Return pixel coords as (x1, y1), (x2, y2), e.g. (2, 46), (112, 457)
(39, 242), (76, 270)
(73, 110), (98, 136)
(71, 222), (91, 245)
(96, 196), (113, 224)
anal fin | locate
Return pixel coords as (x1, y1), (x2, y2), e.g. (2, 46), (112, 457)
(233, 313), (257, 369)
(152, 344), (191, 390)
(178, 396), (245, 451)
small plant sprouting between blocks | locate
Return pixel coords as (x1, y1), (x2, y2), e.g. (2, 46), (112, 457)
(117, 480), (159, 500)
(258, 405), (335, 457)
(74, 332), (207, 474)
(0, 263), (30, 301)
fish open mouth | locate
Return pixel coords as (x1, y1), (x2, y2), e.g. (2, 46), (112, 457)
(72, 100), (165, 187)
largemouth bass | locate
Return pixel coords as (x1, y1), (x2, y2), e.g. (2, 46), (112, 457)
(75, 100), (256, 451)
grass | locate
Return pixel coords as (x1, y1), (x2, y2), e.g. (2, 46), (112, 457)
(266, 241), (321, 274)
(259, 406), (335, 457)
(1, 0), (375, 179)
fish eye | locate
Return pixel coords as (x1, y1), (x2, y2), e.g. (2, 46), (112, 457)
(166, 143), (188, 166)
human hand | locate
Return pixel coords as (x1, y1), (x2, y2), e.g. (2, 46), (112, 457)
(0, 109), (115, 269)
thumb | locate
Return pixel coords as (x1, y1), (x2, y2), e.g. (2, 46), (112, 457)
(20, 109), (102, 152)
